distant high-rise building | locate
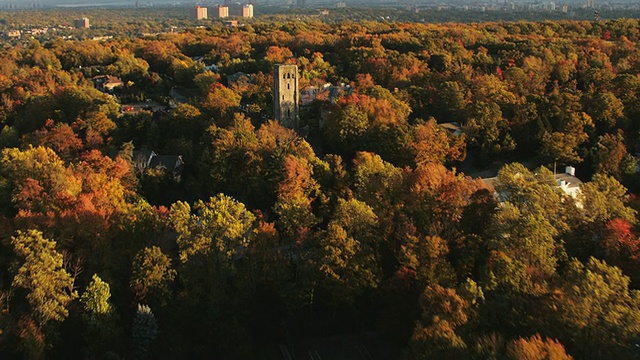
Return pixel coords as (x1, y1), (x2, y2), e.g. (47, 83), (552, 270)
(73, 18), (90, 29)
(194, 5), (208, 20)
(213, 5), (229, 18)
(229, 3), (254, 18)
(242, 4), (253, 18)
(273, 64), (299, 129)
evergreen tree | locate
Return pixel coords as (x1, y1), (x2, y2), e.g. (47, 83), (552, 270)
(131, 304), (158, 360)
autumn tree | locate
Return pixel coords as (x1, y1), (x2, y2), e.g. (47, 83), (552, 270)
(130, 246), (176, 307)
(169, 194), (255, 300)
(412, 118), (466, 167)
(410, 284), (477, 359)
(580, 173), (636, 224)
(599, 218), (640, 281)
(273, 154), (320, 242)
(316, 198), (380, 306)
(590, 131), (630, 179)
(200, 83), (241, 125)
(557, 258), (640, 359)
(506, 335), (572, 360)
(10, 229), (77, 358)
(80, 274), (118, 357)
(464, 101), (515, 161)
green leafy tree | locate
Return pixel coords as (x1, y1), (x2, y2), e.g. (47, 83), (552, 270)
(488, 203), (558, 282)
(464, 101), (515, 160)
(580, 174), (636, 224)
(323, 104), (369, 156)
(540, 112), (592, 165)
(584, 91), (625, 128)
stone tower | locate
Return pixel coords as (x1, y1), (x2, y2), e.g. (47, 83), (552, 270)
(273, 64), (299, 129)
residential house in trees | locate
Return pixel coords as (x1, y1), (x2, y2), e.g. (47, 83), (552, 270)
(224, 20), (238, 28)
(132, 149), (185, 182)
(92, 75), (124, 92)
(438, 122), (462, 136)
(227, 72), (251, 89)
(482, 165), (582, 205)
(149, 155), (185, 182)
(554, 166), (582, 200)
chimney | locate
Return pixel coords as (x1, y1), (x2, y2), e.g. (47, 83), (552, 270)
(565, 166), (575, 176)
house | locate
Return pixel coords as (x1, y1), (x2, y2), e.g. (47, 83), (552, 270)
(132, 149), (157, 168)
(149, 155), (185, 182)
(224, 20), (238, 28)
(438, 122), (462, 136)
(169, 87), (189, 104)
(131, 149), (185, 182)
(5, 30), (21, 38)
(227, 72), (251, 89)
(92, 75), (124, 92)
(554, 166), (582, 201)
(481, 165), (582, 205)
(300, 83), (352, 106)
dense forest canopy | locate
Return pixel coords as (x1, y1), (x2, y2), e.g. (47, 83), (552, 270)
(0, 8), (639, 359)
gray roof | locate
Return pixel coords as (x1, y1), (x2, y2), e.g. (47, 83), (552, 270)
(149, 155), (184, 172)
(554, 173), (582, 188)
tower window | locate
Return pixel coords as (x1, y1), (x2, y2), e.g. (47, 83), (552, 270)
(283, 74), (286, 79)
(282, 95), (284, 100)
(287, 73), (291, 79)
(287, 83), (290, 89)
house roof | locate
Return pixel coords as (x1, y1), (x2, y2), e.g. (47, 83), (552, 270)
(227, 72), (251, 87)
(481, 176), (498, 191)
(103, 76), (123, 87)
(439, 122), (462, 136)
(554, 173), (582, 189)
(133, 149), (156, 166)
(480, 172), (583, 199)
(149, 155), (184, 172)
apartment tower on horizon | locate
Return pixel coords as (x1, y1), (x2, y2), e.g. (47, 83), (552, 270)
(194, 5), (208, 20)
(73, 17), (89, 28)
(213, 5), (229, 18)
